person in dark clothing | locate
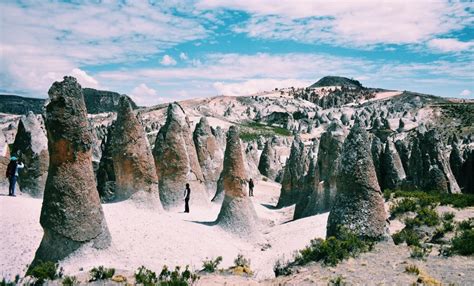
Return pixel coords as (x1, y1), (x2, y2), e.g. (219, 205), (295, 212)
(248, 178), (254, 197)
(6, 156), (24, 197)
(184, 183), (191, 213)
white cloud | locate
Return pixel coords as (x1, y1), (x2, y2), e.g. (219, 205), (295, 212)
(213, 79), (310, 96)
(179, 52), (188, 60)
(161, 55), (177, 66)
(427, 38), (473, 53)
(130, 83), (167, 106)
(71, 68), (99, 89)
(459, 89), (471, 97)
(199, 0), (472, 47)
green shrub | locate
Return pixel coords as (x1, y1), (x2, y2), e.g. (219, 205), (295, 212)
(442, 212), (455, 221)
(392, 228), (420, 246)
(329, 275), (347, 286)
(443, 221), (454, 232)
(389, 198), (418, 218)
(158, 265), (199, 286)
(458, 219), (473, 231)
(135, 266), (158, 286)
(451, 229), (474, 256)
(0, 275), (19, 286)
(405, 264), (420, 275)
(404, 207), (440, 228)
(233, 254), (250, 268)
(89, 266), (115, 282)
(386, 190), (474, 208)
(62, 276), (78, 286)
(295, 228), (375, 267)
(201, 256), (222, 273)
(273, 259), (293, 277)
(410, 245), (431, 260)
(29, 261), (63, 285)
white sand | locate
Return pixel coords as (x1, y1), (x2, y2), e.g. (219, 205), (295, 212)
(0, 180), (328, 281)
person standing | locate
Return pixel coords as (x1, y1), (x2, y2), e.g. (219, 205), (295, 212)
(184, 183), (191, 213)
(248, 178), (254, 197)
(6, 156), (24, 197)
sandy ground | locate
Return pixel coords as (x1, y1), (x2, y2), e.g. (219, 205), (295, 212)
(0, 180), (328, 282)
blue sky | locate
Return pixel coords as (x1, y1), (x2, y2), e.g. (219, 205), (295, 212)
(0, 0), (473, 106)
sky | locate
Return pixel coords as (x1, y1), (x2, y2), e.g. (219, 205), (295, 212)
(0, 0), (473, 106)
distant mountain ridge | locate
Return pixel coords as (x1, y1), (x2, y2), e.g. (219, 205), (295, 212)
(310, 76), (363, 89)
(0, 88), (137, 115)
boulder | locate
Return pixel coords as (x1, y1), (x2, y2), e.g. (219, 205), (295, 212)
(153, 103), (208, 210)
(29, 76), (110, 270)
(193, 117), (224, 194)
(11, 112), (49, 197)
(327, 124), (387, 239)
(215, 126), (259, 237)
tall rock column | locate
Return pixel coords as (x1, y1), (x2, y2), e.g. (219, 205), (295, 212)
(380, 140), (406, 190)
(327, 125), (387, 239)
(106, 96), (161, 205)
(153, 103), (208, 210)
(29, 76), (110, 270)
(12, 112), (49, 197)
(258, 136), (282, 181)
(215, 126), (259, 236)
(193, 117), (224, 194)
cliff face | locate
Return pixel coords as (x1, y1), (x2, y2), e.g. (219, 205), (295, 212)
(0, 88), (137, 115)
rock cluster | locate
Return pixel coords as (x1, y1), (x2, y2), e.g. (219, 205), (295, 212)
(11, 112), (49, 197)
(30, 76), (110, 270)
(153, 103), (208, 210)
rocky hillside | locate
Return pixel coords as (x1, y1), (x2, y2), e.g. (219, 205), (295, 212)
(0, 88), (137, 115)
(309, 75), (363, 89)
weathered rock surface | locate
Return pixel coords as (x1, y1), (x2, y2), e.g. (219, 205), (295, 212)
(11, 112), (49, 197)
(215, 126), (259, 236)
(327, 125), (387, 239)
(96, 124), (116, 202)
(258, 137), (283, 181)
(380, 140), (406, 190)
(100, 96), (161, 205)
(277, 135), (307, 208)
(244, 141), (261, 180)
(459, 149), (473, 194)
(193, 117), (224, 194)
(153, 103), (208, 210)
(407, 129), (461, 193)
(30, 76), (110, 270)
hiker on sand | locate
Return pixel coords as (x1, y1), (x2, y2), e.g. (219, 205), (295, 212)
(184, 183), (191, 213)
(248, 178), (254, 197)
(6, 156), (24, 197)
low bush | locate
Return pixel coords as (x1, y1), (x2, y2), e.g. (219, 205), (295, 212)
(233, 254), (250, 268)
(458, 218), (473, 231)
(158, 265), (199, 286)
(62, 276), (78, 286)
(89, 266), (115, 282)
(442, 212), (455, 221)
(0, 275), (19, 286)
(329, 275), (347, 286)
(392, 228), (420, 246)
(405, 264), (420, 275)
(451, 229), (474, 256)
(295, 228), (375, 267)
(385, 190), (474, 208)
(135, 266), (158, 286)
(29, 261), (63, 285)
(389, 198), (418, 218)
(273, 259), (293, 277)
(404, 207), (440, 228)
(201, 256), (222, 273)
(410, 245), (431, 260)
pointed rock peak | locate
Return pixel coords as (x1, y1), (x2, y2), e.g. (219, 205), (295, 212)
(117, 95), (134, 114)
(48, 76), (83, 101)
(166, 102), (187, 125)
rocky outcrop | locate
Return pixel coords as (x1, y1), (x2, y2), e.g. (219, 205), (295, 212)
(11, 112), (49, 197)
(316, 121), (345, 205)
(327, 125), (387, 239)
(193, 117), (224, 194)
(277, 136), (307, 208)
(0, 131), (10, 189)
(29, 76), (110, 270)
(153, 103), (208, 210)
(258, 137), (282, 180)
(101, 96), (161, 205)
(407, 129), (461, 193)
(449, 139), (463, 186)
(459, 150), (473, 194)
(215, 126), (259, 236)
(380, 140), (406, 190)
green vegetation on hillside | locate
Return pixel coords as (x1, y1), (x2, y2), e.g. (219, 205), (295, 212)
(239, 121), (291, 142)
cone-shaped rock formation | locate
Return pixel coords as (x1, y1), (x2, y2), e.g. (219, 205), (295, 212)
(215, 126), (259, 236)
(327, 124), (387, 239)
(153, 103), (208, 210)
(29, 76), (110, 270)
